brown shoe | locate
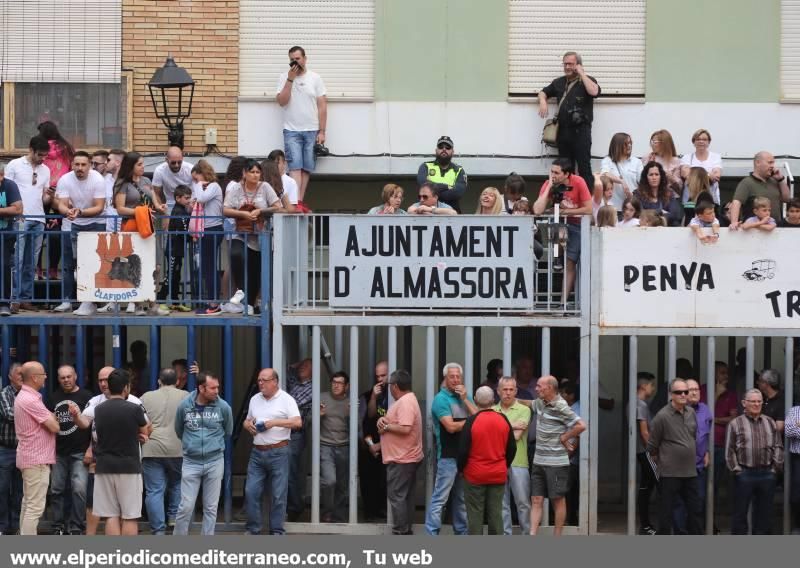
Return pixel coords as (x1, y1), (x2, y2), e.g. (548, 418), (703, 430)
(9, 303), (20, 314)
(19, 302), (37, 311)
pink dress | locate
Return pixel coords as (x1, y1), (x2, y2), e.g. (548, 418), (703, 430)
(43, 140), (72, 189)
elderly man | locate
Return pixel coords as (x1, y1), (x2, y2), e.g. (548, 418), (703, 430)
(0, 363), (23, 534)
(140, 368), (189, 535)
(648, 378), (701, 535)
(407, 182), (457, 216)
(729, 151), (791, 229)
(726, 388), (784, 535)
(424, 362), (478, 535)
(529, 375), (586, 536)
(243, 368), (301, 535)
(458, 386), (516, 535)
(14, 362), (59, 535)
(377, 370), (423, 535)
(494, 377), (532, 535)
(416, 136), (468, 212)
(757, 369), (785, 433)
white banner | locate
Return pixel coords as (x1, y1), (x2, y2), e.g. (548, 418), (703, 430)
(77, 232), (156, 303)
(328, 216), (536, 309)
(598, 227), (800, 328)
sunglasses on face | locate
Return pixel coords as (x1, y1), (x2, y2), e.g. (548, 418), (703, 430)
(168, 160), (182, 166)
(91, 161), (106, 168)
(437, 144), (452, 150)
(419, 194), (431, 200)
(671, 390), (689, 395)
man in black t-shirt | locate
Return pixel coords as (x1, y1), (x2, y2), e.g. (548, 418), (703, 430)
(91, 369), (149, 535)
(358, 361), (389, 521)
(538, 51), (601, 191)
(47, 365), (92, 535)
(757, 369), (786, 433)
(0, 164), (23, 316)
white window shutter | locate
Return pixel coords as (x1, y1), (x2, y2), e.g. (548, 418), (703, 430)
(0, 0), (121, 83)
(509, 0), (646, 96)
(240, 0), (375, 99)
(781, 0), (800, 100)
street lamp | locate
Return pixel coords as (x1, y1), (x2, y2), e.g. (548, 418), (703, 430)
(147, 55), (195, 149)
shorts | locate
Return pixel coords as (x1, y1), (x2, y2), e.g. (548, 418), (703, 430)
(566, 223), (581, 263)
(284, 129), (318, 173)
(93, 473), (143, 519)
(531, 464), (570, 499)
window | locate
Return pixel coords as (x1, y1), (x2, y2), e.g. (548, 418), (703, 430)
(508, 0), (646, 97)
(781, 0), (800, 101)
(239, 0), (375, 99)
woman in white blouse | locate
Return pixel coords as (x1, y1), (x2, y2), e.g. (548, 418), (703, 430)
(600, 132), (643, 210)
(680, 128), (722, 205)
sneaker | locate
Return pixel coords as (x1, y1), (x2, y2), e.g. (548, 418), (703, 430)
(170, 304), (191, 312)
(229, 289), (245, 305)
(638, 525), (657, 535)
(53, 302), (72, 313)
(0, 306), (10, 317)
(97, 303), (115, 313)
(552, 258), (564, 273)
(9, 303), (20, 314)
(52, 527), (65, 535)
(194, 306), (208, 315)
(19, 302), (37, 311)
(221, 302), (243, 314)
(205, 305), (222, 315)
(242, 305), (255, 316)
(73, 302), (96, 316)
(126, 302), (136, 314)
(149, 304), (170, 316)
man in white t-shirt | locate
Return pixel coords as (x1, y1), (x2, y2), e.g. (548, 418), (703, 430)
(6, 136), (51, 311)
(243, 368), (301, 535)
(152, 146), (193, 210)
(53, 152), (107, 316)
(266, 149), (298, 213)
(275, 46), (327, 205)
(97, 149), (124, 232)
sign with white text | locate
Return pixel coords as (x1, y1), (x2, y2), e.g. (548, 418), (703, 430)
(329, 216), (536, 309)
(77, 232), (156, 302)
(598, 227), (800, 328)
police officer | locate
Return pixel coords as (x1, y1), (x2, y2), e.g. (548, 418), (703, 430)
(416, 136), (468, 212)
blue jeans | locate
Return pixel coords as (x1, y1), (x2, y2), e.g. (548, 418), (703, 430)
(142, 457), (183, 534)
(424, 457), (467, 535)
(49, 452), (88, 532)
(287, 429), (308, 515)
(63, 223), (105, 300)
(283, 129), (318, 173)
(245, 444), (290, 535)
(173, 458), (224, 536)
(502, 466), (531, 535)
(320, 444), (349, 521)
(732, 468), (776, 535)
(0, 446), (22, 533)
(12, 220), (44, 301)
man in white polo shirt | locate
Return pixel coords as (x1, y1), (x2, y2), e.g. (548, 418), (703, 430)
(53, 151), (106, 316)
(152, 146), (193, 210)
(5, 136), (51, 312)
(243, 368), (301, 535)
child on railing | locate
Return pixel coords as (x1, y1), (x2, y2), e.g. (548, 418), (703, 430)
(689, 200), (720, 244)
(741, 196), (777, 233)
(618, 197), (641, 228)
(780, 198), (800, 228)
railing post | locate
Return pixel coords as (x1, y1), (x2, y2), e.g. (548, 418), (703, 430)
(223, 324), (234, 528)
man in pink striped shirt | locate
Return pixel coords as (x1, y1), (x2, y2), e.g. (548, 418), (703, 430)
(14, 362), (59, 535)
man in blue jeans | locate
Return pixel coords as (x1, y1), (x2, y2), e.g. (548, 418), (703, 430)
(0, 363), (23, 534)
(173, 371), (233, 536)
(243, 368), (301, 535)
(0, 163), (23, 316)
(5, 135), (51, 312)
(275, 45), (327, 206)
(424, 362), (477, 535)
(141, 368), (189, 535)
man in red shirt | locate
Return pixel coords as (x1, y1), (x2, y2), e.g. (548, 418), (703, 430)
(14, 361), (60, 535)
(457, 386), (516, 535)
(533, 157), (592, 304)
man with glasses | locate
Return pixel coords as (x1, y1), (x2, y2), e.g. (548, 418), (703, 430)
(319, 371), (351, 523)
(6, 136), (52, 313)
(538, 51), (601, 190)
(407, 182), (457, 216)
(726, 389), (784, 534)
(14, 362), (60, 534)
(416, 136), (467, 212)
(0, 163), (23, 316)
(90, 151), (108, 175)
(243, 368), (301, 535)
(152, 146), (193, 212)
(648, 378), (702, 535)
(172, 371), (232, 535)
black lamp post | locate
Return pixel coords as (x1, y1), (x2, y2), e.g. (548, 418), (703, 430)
(147, 55), (195, 149)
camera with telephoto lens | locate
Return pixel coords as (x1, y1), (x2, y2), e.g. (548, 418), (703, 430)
(314, 143), (330, 157)
(550, 183), (568, 204)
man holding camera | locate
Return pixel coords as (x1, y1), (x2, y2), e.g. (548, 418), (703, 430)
(533, 158), (592, 303)
(276, 46), (328, 207)
(728, 151), (791, 230)
(538, 52), (600, 191)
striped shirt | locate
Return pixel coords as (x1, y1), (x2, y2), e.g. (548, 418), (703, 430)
(532, 395), (580, 467)
(13, 384), (56, 469)
(785, 406), (800, 455)
(725, 413), (783, 474)
(0, 384), (19, 448)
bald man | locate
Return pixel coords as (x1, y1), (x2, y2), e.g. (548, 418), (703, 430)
(729, 151), (791, 230)
(14, 362), (59, 534)
(152, 146), (193, 211)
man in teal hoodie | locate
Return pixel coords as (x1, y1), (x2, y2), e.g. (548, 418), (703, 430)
(172, 371), (233, 535)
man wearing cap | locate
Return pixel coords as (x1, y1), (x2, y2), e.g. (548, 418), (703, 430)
(416, 136), (468, 213)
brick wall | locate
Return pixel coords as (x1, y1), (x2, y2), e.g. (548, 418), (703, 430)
(122, 0), (239, 154)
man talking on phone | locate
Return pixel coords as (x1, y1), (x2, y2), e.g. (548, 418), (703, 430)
(728, 151), (791, 230)
(276, 46), (327, 209)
